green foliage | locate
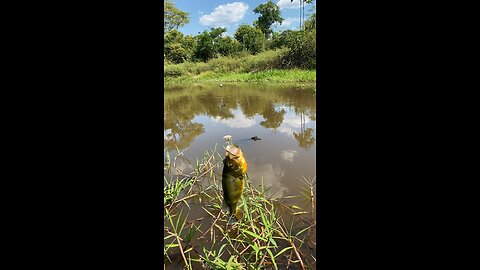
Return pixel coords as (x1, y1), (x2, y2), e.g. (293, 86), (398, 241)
(270, 30), (301, 49)
(164, 29), (184, 44)
(304, 11), (316, 31)
(164, 64), (184, 77)
(162, 6), (317, 77)
(193, 31), (215, 62)
(234, 25), (265, 55)
(253, 1), (283, 38)
(193, 28), (228, 62)
(165, 49), (286, 79)
(216, 36), (243, 57)
(167, 43), (189, 64)
(164, 0), (189, 34)
(181, 35), (196, 52)
(198, 69), (316, 83)
(282, 30), (316, 69)
(164, 30), (188, 63)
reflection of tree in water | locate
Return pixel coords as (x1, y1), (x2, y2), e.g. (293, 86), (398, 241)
(293, 113), (315, 150)
(294, 128), (315, 150)
(260, 102), (286, 130)
(164, 96), (206, 150)
(238, 95), (264, 118)
(164, 85), (316, 150)
(279, 88), (316, 122)
(197, 92), (235, 119)
(164, 119), (204, 150)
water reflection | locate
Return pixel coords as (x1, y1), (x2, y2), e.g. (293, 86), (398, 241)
(164, 120), (204, 150)
(294, 128), (315, 150)
(164, 83), (316, 201)
(259, 102), (287, 130)
(164, 84), (316, 151)
(212, 109), (256, 128)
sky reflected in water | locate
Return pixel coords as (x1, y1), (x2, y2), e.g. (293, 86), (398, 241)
(164, 83), (316, 201)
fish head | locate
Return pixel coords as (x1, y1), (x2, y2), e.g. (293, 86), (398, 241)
(225, 144), (242, 159)
(225, 144), (247, 173)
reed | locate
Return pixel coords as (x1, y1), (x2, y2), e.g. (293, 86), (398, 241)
(164, 147), (316, 269)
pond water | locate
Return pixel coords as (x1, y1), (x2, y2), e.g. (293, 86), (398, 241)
(164, 83), (316, 269)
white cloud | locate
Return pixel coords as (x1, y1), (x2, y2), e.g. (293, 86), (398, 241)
(283, 114), (311, 128)
(277, 0), (299, 10)
(211, 110), (257, 128)
(277, 0), (310, 10)
(280, 150), (298, 162)
(273, 17), (299, 29)
(276, 125), (294, 137)
(200, 2), (249, 27)
(247, 163), (288, 199)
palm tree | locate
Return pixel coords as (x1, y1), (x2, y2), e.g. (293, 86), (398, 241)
(292, 0), (313, 30)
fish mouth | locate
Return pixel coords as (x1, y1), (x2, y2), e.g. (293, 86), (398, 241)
(225, 145), (242, 157)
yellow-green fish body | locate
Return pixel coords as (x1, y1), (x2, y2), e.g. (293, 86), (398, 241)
(222, 144), (247, 221)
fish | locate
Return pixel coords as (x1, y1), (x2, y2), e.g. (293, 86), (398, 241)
(222, 144), (247, 221)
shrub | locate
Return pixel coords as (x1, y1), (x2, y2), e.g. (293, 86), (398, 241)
(164, 65), (184, 77)
(282, 30), (316, 69)
(166, 43), (188, 64)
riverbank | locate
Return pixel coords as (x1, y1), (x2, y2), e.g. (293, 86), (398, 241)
(164, 49), (316, 83)
(165, 69), (315, 83)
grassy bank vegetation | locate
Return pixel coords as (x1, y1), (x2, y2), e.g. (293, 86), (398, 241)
(164, 49), (316, 83)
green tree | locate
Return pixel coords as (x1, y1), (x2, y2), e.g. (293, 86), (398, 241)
(283, 30), (316, 68)
(253, 1), (283, 38)
(304, 8), (316, 31)
(167, 43), (188, 64)
(181, 35), (196, 61)
(164, 0), (189, 34)
(216, 36), (242, 57)
(271, 30), (300, 49)
(234, 25), (265, 54)
(193, 28), (227, 62)
(164, 29), (184, 44)
(193, 31), (214, 62)
(164, 30), (186, 63)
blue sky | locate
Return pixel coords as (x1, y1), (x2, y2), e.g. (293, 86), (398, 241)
(172, 0), (316, 36)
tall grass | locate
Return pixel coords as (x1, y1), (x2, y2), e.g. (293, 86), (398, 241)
(165, 49), (285, 76)
(164, 147), (316, 270)
(197, 69), (316, 83)
(163, 49), (316, 83)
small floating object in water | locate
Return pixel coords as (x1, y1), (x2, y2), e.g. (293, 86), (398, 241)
(219, 84), (223, 87)
(250, 136), (261, 141)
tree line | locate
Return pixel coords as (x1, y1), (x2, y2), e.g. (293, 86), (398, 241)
(164, 0), (316, 69)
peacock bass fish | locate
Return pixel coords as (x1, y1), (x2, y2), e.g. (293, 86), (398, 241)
(222, 144), (247, 221)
